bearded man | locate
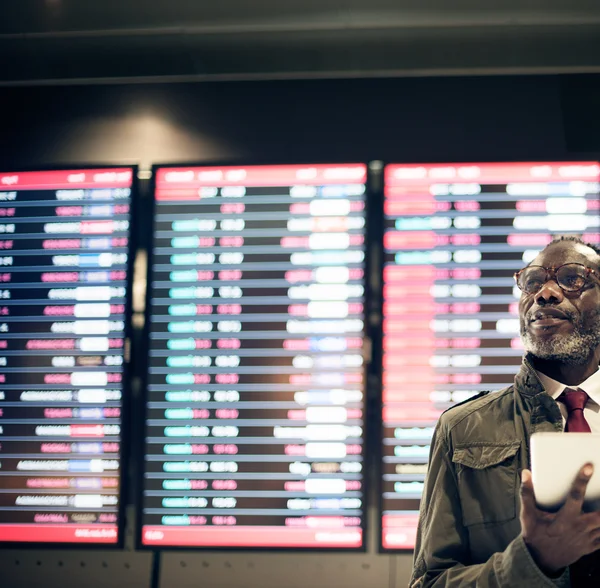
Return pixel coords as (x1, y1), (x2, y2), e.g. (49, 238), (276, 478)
(411, 236), (600, 587)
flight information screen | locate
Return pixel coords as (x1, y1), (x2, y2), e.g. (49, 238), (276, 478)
(142, 164), (367, 548)
(381, 161), (600, 550)
(0, 168), (133, 544)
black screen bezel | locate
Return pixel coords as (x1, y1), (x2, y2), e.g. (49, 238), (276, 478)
(0, 163), (139, 550)
(137, 159), (374, 553)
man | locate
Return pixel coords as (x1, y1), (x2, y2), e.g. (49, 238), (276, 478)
(410, 237), (600, 587)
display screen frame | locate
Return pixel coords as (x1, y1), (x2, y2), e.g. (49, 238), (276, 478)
(138, 160), (375, 552)
(377, 158), (600, 553)
(0, 163), (139, 550)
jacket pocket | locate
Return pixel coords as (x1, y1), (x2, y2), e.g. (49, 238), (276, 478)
(452, 442), (521, 527)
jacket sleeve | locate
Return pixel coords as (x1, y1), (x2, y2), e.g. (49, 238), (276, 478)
(410, 421), (570, 588)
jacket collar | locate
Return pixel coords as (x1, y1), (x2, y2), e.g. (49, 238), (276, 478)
(515, 354), (563, 433)
(514, 355), (547, 398)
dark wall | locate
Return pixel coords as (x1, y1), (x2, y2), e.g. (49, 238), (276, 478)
(1, 75), (594, 171)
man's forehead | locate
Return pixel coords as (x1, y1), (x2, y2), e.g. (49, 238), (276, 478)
(531, 241), (600, 268)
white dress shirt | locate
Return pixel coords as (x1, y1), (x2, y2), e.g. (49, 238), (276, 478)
(536, 368), (600, 433)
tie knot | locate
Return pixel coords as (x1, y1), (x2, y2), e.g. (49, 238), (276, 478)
(558, 388), (589, 412)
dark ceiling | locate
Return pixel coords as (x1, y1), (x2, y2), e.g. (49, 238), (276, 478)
(2, 0), (600, 84)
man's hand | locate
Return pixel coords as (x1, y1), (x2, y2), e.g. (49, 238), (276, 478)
(520, 464), (600, 574)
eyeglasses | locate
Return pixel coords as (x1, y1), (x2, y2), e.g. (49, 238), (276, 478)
(514, 263), (600, 295)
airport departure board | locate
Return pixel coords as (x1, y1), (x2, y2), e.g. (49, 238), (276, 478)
(0, 168), (133, 544)
(381, 161), (600, 550)
(142, 164), (367, 548)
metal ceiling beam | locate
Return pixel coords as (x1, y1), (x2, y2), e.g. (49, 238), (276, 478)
(1, 23), (600, 86)
(2, 0), (600, 35)
(2, 1), (600, 85)
(3, 14), (600, 40)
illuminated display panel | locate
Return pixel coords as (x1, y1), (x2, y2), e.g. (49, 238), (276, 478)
(0, 168), (134, 545)
(142, 164), (367, 549)
(381, 161), (600, 550)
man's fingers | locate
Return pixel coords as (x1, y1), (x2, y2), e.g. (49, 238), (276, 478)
(582, 511), (600, 531)
(585, 528), (600, 556)
(560, 463), (593, 519)
(520, 469), (538, 515)
(584, 512), (600, 539)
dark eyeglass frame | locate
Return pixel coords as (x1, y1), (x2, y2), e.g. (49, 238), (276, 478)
(514, 263), (600, 294)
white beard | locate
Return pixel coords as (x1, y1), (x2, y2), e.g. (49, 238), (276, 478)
(520, 310), (600, 365)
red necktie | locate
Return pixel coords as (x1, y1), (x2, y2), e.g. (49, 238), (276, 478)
(557, 388), (592, 433)
(557, 389), (597, 584)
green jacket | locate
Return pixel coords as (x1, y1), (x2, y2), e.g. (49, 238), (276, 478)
(411, 358), (571, 587)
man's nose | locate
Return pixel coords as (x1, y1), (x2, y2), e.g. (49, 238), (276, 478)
(534, 279), (564, 305)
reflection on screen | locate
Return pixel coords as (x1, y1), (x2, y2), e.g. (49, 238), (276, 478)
(0, 168), (133, 544)
(381, 161), (600, 550)
(142, 164), (367, 548)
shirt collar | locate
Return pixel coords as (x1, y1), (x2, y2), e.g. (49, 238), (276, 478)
(535, 367), (600, 407)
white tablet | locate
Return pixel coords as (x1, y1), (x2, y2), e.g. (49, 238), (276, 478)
(530, 432), (600, 512)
